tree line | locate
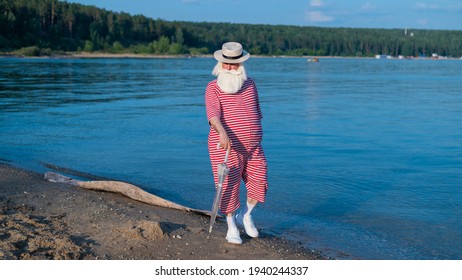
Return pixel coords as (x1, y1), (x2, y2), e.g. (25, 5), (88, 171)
(1, 0), (462, 57)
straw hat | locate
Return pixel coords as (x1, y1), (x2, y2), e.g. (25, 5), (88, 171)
(214, 42), (250, 63)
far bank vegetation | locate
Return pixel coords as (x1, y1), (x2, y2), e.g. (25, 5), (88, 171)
(1, 0), (462, 57)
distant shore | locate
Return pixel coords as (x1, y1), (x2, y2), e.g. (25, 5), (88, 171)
(2, 51), (461, 60)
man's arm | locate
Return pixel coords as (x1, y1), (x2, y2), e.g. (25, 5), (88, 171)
(209, 116), (231, 154)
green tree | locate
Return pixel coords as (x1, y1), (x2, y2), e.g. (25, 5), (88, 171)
(152, 36), (170, 54)
(112, 41), (123, 53)
(83, 40), (93, 52)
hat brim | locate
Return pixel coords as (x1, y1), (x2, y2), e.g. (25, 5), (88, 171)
(214, 50), (250, 63)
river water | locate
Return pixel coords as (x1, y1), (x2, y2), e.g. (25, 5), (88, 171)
(1, 57), (461, 259)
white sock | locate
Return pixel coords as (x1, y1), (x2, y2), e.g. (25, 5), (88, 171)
(242, 202), (256, 218)
(226, 215), (238, 231)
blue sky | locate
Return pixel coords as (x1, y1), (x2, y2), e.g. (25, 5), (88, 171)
(69, 0), (462, 30)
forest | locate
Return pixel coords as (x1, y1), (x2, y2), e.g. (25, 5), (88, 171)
(1, 0), (462, 57)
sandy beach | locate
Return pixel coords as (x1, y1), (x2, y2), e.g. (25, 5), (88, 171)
(0, 163), (326, 260)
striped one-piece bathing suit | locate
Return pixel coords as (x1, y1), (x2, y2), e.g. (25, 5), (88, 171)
(205, 78), (268, 214)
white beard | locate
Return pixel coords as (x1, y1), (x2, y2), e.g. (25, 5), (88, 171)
(212, 62), (248, 94)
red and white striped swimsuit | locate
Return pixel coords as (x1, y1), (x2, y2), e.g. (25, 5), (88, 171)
(205, 78), (268, 214)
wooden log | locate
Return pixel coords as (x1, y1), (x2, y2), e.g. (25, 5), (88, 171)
(44, 171), (213, 217)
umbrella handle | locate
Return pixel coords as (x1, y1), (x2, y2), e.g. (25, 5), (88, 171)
(216, 143), (230, 163)
(224, 149), (229, 163)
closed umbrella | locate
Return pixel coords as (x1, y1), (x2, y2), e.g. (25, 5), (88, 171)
(208, 147), (229, 233)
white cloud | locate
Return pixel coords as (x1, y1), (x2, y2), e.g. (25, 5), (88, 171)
(361, 2), (377, 11)
(305, 11), (334, 22)
(415, 2), (439, 10)
(181, 0), (201, 4)
(415, 2), (427, 9)
(310, 0), (324, 7)
(414, 2), (462, 11)
(417, 18), (429, 27)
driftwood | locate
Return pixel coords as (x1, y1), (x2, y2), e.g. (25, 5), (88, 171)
(44, 171), (213, 217)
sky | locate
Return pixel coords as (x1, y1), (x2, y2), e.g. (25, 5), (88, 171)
(69, 0), (462, 30)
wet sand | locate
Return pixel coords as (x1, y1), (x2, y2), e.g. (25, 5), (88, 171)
(0, 163), (326, 260)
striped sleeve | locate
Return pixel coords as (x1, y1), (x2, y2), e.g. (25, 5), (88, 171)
(205, 81), (221, 122)
(250, 79), (263, 120)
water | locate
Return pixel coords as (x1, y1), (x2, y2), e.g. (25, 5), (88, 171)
(1, 57), (461, 259)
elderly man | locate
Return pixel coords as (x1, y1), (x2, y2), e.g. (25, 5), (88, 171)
(205, 42), (268, 244)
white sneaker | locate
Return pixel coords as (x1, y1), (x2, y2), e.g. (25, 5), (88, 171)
(236, 213), (259, 238)
(226, 227), (242, 244)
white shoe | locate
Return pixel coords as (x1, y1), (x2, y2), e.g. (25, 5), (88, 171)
(236, 213), (259, 238)
(226, 227), (242, 244)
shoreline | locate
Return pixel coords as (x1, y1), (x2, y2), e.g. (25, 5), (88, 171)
(2, 51), (460, 60)
(0, 163), (327, 260)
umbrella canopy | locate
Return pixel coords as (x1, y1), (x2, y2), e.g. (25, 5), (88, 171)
(208, 148), (229, 233)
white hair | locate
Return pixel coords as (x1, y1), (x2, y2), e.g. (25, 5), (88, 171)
(212, 62), (248, 94)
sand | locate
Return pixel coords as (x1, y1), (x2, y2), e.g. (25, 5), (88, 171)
(0, 163), (326, 260)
